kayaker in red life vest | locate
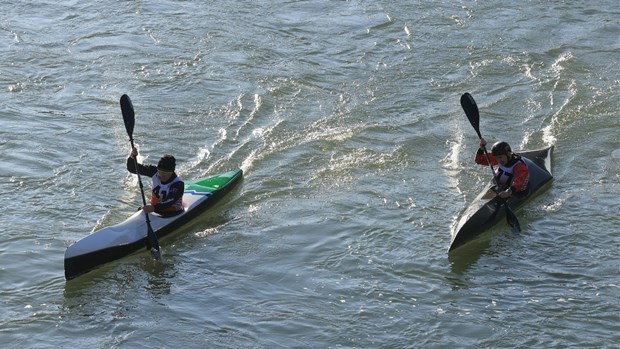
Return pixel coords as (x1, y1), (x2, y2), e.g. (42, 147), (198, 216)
(127, 147), (184, 216)
(476, 138), (530, 199)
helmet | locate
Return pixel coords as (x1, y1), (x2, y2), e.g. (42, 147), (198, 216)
(157, 155), (176, 172)
(491, 141), (511, 156)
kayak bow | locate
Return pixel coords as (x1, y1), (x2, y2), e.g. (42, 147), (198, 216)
(449, 146), (553, 252)
(64, 169), (242, 280)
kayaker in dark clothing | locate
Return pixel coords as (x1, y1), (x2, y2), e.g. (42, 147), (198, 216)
(475, 138), (530, 199)
(127, 147), (184, 216)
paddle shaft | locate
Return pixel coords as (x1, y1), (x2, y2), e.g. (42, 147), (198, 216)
(130, 141), (161, 254)
(120, 94), (161, 258)
(128, 140), (147, 205)
(479, 138), (504, 189)
(477, 135), (521, 232)
(460, 93), (521, 232)
(460, 93), (506, 188)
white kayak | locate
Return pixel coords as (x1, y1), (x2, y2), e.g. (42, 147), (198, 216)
(64, 169), (243, 280)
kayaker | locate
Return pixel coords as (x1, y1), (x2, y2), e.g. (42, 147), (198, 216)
(127, 147), (184, 216)
(476, 138), (530, 199)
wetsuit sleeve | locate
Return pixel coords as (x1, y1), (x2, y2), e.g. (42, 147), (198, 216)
(511, 162), (529, 192)
(126, 157), (158, 177)
(475, 149), (498, 166)
(153, 180), (184, 213)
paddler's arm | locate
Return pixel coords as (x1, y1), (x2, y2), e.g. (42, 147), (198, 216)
(474, 138), (497, 166)
(510, 161), (529, 193)
(475, 148), (489, 165)
(126, 147), (158, 177)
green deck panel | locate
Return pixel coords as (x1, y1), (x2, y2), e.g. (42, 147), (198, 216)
(184, 169), (242, 193)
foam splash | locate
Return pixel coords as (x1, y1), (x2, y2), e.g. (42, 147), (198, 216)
(442, 136), (463, 171)
(184, 147), (211, 175)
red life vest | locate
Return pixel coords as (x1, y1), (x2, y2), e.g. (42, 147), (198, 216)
(495, 157), (529, 192)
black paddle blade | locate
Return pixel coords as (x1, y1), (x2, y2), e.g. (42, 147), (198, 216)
(150, 248), (161, 260)
(145, 223), (161, 260)
(120, 94), (162, 261)
(504, 204), (521, 233)
(120, 94), (135, 140)
(460, 93), (482, 139)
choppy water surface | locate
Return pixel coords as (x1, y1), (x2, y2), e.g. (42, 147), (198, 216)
(1, 1), (618, 348)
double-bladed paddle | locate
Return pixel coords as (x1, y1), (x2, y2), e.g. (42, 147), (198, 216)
(460, 92), (521, 233)
(120, 94), (162, 260)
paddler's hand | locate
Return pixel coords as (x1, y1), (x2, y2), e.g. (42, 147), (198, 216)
(142, 205), (155, 213)
(129, 147), (138, 158)
(479, 138), (487, 150)
(498, 188), (512, 199)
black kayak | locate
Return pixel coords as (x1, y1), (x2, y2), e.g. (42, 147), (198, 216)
(449, 146), (554, 252)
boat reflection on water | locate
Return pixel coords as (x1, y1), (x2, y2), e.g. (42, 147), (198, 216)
(448, 235), (492, 276)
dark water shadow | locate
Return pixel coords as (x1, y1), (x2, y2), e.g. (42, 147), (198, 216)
(447, 234), (493, 276)
(445, 225), (525, 291)
(62, 252), (174, 299)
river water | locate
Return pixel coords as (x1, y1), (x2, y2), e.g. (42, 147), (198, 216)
(1, 1), (618, 348)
